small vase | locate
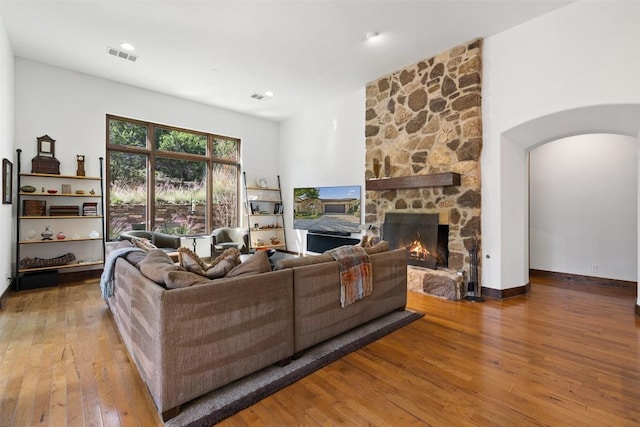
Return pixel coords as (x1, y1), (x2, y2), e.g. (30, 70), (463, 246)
(41, 226), (53, 240)
(56, 232), (66, 240)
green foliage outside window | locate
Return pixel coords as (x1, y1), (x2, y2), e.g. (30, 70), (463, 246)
(107, 117), (240, 236)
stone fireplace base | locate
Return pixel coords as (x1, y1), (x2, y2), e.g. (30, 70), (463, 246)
(407, 266), (465, 301)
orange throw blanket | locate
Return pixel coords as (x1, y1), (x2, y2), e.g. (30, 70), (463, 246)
(328, 245), (373, 307)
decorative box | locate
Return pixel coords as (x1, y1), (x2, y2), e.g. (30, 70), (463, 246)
(22, 200), (46, 216)
(31, 156), (60, 175)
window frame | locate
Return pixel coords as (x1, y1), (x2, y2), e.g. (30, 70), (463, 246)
(106, 114), (241, 238)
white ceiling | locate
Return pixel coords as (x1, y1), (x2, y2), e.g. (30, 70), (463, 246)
(1, 0), (571, 122)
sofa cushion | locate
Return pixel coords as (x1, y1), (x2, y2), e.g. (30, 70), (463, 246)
(126, 250), (148, 268)
(226, 250), (271, 277)
(112, 239), (146, 267)
(139, 250), (184, 286)
(178, 247), (241, 279)
(273, 241), (390, 270)
(163, 270), (209, 289)
(273, 253), (334, 270)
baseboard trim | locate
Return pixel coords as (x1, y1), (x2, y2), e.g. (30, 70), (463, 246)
(0, 285), (9, 310)
(481, 282), (530, 300)
(530, 269), (637, 288)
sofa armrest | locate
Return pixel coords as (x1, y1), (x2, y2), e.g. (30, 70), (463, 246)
(130, 269), (294, 413)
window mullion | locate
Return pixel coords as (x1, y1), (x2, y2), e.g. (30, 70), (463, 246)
(148, 123), (156, 231)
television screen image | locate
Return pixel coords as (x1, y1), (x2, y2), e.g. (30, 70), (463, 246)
(293, 185), (361, 233)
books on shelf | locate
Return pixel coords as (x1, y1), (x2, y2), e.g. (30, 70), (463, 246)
(49, 205), (80, 216)
(82, 202), (98, 216)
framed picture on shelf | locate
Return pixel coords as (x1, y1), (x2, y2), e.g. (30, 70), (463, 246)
(37, 135), (55, 157)
(2, 158), (12, 205)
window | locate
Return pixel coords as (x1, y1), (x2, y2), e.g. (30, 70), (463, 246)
(106, 115), (240, 240)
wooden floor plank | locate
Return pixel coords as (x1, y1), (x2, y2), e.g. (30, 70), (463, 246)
(0, 273), (638, 426)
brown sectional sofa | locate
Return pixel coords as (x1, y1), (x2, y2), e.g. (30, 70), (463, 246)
(104, 242), (407, 420)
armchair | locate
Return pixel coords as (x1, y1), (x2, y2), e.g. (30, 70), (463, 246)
(118, 230), (181, 252)
(211, 227), (249, 254)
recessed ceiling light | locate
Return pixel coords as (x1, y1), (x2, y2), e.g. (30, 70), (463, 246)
(120, 42), (135, 51)
(251, 91), (274, 101)
(365, 32), (380, 41)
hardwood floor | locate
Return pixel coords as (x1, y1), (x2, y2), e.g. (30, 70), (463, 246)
(0, 274), (638, 426)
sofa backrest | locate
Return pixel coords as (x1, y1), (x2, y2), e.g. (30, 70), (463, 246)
(273, 240), (390, 270)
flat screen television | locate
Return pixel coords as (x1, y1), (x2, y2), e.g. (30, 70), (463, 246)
(293, 185), (361, 234)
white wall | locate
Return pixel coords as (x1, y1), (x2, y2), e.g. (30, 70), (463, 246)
(482, 1), (640, 299)
(0, 10), (14, 298)
(15, 59), (279, 179)
(530, 134), (637, 281)
(12, 58), (279, 285)
(279, 89), (365, 254)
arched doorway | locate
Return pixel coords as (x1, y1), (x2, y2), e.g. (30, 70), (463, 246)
(485, 104), (640, 311)
(529, 133), (637, 282)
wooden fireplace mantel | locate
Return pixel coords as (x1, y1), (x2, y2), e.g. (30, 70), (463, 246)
(365, 173), (461, 191)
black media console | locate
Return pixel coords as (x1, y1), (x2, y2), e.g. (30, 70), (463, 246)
(306, 232), (360, 253)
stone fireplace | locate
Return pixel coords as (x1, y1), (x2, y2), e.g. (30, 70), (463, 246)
(383, 212), (448, 269)
(364, 38), (483, 299)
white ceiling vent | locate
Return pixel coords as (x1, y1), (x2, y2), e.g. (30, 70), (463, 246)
(107, 47), (139, 62)
(251, 93), (266, 100)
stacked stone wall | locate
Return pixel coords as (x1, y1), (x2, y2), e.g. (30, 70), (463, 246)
(365, 38), (482, 274)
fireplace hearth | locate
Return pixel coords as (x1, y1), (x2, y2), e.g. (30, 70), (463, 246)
(382, 213), (449, 269)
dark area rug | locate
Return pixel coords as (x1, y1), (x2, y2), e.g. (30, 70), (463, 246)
(165, 309), (424, 427)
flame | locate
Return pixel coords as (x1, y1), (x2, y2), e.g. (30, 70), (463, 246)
(407, 239), (431, 261)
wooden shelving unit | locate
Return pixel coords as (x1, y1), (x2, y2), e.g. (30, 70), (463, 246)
(243, 172), (287, 251)
(14, 149), (105, 290)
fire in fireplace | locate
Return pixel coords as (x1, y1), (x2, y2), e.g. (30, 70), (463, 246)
(382, 213), (449, 269)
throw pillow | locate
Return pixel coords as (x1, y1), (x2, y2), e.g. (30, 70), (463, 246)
(226, 250), (271, 277)
(178, 247), (241, 279)
(132, 237), (157, 252)
(139, 249), (184, 286)
(177, 247), (208, 275)
(205, 248), (241, 278)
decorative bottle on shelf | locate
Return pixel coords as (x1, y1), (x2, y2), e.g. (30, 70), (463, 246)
(41, 226), (53, 240)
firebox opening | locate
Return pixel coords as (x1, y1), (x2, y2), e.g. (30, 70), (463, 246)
(382, 213), (449, 270)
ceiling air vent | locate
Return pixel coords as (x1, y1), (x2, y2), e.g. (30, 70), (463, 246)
(107, 47), (139, 62)
(251, 93), (266, 100)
